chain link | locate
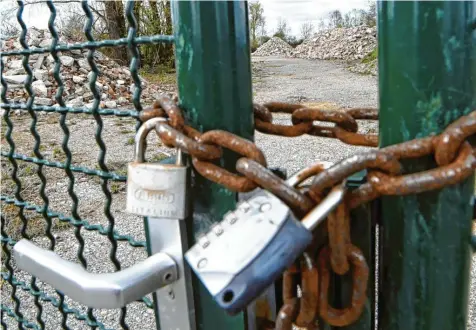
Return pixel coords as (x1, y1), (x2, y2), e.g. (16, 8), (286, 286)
(140, 95), (475, 328)
(318, 245), (369, 327)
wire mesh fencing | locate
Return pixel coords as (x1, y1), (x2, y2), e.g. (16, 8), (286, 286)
(1, 0), (174, 329)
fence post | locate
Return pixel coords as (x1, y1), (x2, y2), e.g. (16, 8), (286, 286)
(377, 1), (475, 329)
(171, 1), (252, 329)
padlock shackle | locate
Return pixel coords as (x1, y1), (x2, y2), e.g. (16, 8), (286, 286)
(13, 239), (178, 309)
(135, 117), (167, 163)
(301, 182), (346, 231)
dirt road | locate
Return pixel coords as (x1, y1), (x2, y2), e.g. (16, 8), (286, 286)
(252, 56), (377, 107)
(2, 56), (474, 329)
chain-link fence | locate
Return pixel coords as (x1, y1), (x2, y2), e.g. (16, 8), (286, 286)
(1, 0), (174, 329)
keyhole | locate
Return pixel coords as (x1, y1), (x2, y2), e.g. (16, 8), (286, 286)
(222, 290), (234, 303)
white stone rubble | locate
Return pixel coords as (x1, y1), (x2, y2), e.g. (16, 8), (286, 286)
(290, 26), (377, 75)
(253, 37), (293, 57)
(1, 28), (174, 108)
(32, 80), (48, 97)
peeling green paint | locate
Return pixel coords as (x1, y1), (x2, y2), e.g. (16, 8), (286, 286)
(171, 2), (252, 329)
(377, 1), (474, 329)
(436, 8), (444, 20)
(415, 93), (442, 136)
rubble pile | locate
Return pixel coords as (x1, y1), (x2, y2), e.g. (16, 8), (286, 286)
(292, 26), (377, 61)
(1, 28), (170, 109)
(253, 37), (293, 57)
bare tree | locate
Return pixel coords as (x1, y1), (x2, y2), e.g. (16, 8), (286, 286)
(328, 10), (343, 29)
(342, 9), (366, 28)
(103, 0), (127, 63)
(364, 1), (377, 26)
(300, 22), (314, 40)
(274, 17), (290, 40)
(317, 18), (326, 32)
(0, 2), (19, 39)
(249, 1), (265, 49)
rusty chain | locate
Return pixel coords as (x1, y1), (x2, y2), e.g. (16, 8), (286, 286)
(140, 95), (475, 328)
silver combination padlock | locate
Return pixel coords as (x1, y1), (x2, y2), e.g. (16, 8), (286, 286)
(126, 118), (188, 219)
(185, 183), (345, 315)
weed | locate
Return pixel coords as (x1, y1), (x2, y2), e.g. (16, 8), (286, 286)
(22, 164), (36, 176)
(126, 137), (135, 145)
(139, 65), (176, 85)
(362, 47), (378, 64)
(52, 146), (66, 161)
(110, 182), (124, 194)
(115, 167), (128, 177)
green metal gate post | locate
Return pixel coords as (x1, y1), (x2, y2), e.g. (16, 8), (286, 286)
(378, 1), (475, 329)
(171, 1), (252, 329)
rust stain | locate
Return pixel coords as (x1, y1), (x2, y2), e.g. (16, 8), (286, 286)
(191, 130), (268, 193)
(302, 101), (339, 110)
(199, 130), (267, 166)
(236, 158), (314, 216)
(333, 126), (378, 147)
(286, 162), (329, 188)
(308, 151), (401, 201)
(318, 245), (369, 327)
(347, 183), (380, 210)
(263, 102), (305, 114)
(292, 108), (358, 133)
(327, 202), (351, 275)
(255, 118), (312, 137)
(381, 136), (436, 159)
(156, 95), (185, 131)
(345, 108), (378, 120)
(139, 106), (166, 122)
(435, 111), (476, 165)
(275, 265), (300, 330)
(294, 253), (319, 328)
(156, 123), (221, 160)
(369, 141), (475, 196)
(253, 103), (273, 122)
(192, 157), (258, 192)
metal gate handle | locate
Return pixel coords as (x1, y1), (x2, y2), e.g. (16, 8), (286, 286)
(13, 239), (178, 309)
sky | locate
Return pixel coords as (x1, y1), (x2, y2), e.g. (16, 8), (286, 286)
(260, 0), (370, 36)
(0, 0), (371, 38)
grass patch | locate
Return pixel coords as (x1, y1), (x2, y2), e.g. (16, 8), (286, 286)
(126, 137), (135, 145)
(106, 161), (128, 177)
(1, 204), (70, 242)
(52, 146), (66, 161)
(21, 164), (36, 177)
(115, 167), (128, 177)
(362, 47), (378, 64)
(139, 65), (176, 85)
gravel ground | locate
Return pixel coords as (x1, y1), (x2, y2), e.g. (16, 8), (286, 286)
(1, 56), (474, 329)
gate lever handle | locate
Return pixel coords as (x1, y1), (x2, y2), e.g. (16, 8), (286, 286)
(13, 239), (178, 309)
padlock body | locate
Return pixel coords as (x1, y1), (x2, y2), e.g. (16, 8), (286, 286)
(126, 162), (188, 219)
(185, 190), (312, 314)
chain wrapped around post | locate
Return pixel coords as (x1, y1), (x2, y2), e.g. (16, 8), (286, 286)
(140, 95), (475, 328)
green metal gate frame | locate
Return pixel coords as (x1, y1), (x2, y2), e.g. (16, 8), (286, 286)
(1, 0), (475, 329)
